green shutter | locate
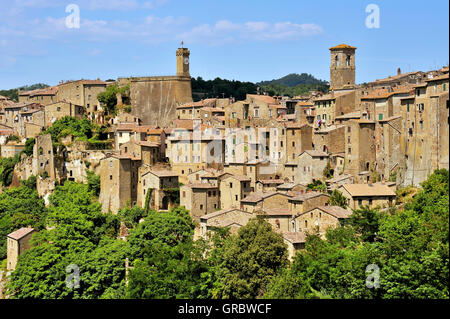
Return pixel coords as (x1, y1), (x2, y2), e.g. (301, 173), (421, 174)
(378, 114), (383, 120)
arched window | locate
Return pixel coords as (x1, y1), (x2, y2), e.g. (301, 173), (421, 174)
(335, 55), (339, 66)
(346, 55), (351, 66)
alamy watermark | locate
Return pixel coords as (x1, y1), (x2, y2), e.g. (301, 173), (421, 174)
(365, 4), (380, 29)
(66, 264), (80, 289)
(65, 4), (80, 29)
(365, 264), (380, 289)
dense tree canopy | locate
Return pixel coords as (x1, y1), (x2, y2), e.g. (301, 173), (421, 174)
(0, 186), (46, 260)
(3, 170), (449, 299)
(265, 169), (449, 299)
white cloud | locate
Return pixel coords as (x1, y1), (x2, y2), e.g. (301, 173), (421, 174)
(0, 12), (323, 66)
(10, 0), (170, 11)
(179, 20), (323, 44)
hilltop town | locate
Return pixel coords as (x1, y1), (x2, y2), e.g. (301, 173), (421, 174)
(0, 44), (448, 298)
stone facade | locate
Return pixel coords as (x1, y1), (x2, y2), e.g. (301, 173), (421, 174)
(6, 228), (35, 271)
(99, 155), (141, 213)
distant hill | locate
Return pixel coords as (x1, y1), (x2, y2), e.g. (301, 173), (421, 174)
(257, 73), (328, 87)
(0, 83), (49, 102)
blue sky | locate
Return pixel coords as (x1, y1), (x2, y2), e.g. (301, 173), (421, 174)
(0, 0), (448, 89)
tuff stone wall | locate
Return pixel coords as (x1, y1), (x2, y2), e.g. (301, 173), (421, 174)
(124, 76), (192, 127)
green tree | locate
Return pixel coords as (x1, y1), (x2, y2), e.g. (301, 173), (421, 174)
(86, 170), (100, 196)
(306, 180), (327, 193)
(327, 189), (347, 209)
(7, 182), (123, 299)
(212, 217), (288, 298)
(346, 206), (382, 243)
(0, 186), (46, 260)
(23, 138), (36, 156)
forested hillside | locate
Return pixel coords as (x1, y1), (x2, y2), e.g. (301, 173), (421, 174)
(1, 169), (447, 299)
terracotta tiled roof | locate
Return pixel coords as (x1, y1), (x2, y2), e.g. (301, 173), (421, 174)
(147, 170), (178, 177)
(139, 141), (160, 147)
(296, 101), (314, 106)
(241, 191), (285, 203)
(201, 208), (249, 220)
(257, 179), (285, 185)
(277, 183), (300, 189)
(326, 174), (353, 184)
(0, 129), (14, 135)
(329, 44), (357, 50)
(335, 111), (360, 120)
(301, 206), (351, 219)
(247, 94), (276, 105)
(371, 71), (421, 84)
(116, 123), (138, 131)
(339, 183), (395, 197)
(19, 86), (58, 96)
(319, 205), (351, 218)
(290, 191), (328, 202)
(227, 175), (251, 182)
(425, 73), (449, 82)
(112, 154), (141, 161)
(261, 208), (292, 216)
(301, 150), (329, 157)
(7, 227), (35, 240)
(185, 183), (218, 189)
(281, 231), (306, 244)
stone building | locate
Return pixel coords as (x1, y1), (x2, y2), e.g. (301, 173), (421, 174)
(342, 119), (376, 181)
(44, 101), (84, 127)
(56, 79), (107, 118)
(18, 86), (58, 106)
(288, 191), (330, 216)
(219, 175), (252, 210)
(281, 231), (306, 261)
(401, 74), (449, 186)
(313, 125), (345, 155)
(136, 169), (179, 211)
(0, 142), (24, 158)
(6, 227), (35, 271)
(313, 91), (356, 128)
(99, 154), (141, 213)
(297, 150), (329, 184)
(198, 208), (252, 239)
(168, 128), (225, 184)
(117, 47), (193, 127)
(180, 183), (220, 221)
(338, 183), (396, 210)
(119, 140), (161, 166)
(240, 191), (291, 214)
(32, 134), (56, 180)
(225, 94), (280, 128)
(329, 44), (356, 91)
(293, 206), (351, 237)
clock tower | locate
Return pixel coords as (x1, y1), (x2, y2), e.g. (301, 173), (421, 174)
(176, 45), (190, 77)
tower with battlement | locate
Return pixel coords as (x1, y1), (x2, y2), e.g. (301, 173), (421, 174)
(118, 47), (193, 127)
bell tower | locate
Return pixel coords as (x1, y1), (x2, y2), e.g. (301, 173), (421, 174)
(176, 43), (190, 77)
(329, 44), (356, 91)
